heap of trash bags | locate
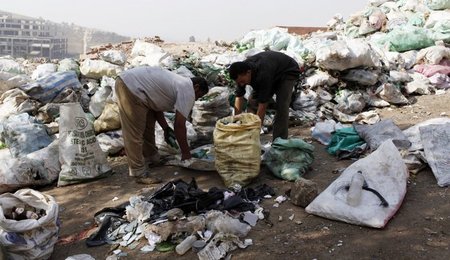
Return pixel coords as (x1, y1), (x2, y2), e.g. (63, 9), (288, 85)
(0, 0), (449, 193)
(0, 1), (449, 259)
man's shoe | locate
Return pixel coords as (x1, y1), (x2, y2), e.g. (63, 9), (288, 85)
(134, 175), (162, 185)
(146, 156), (171, 169)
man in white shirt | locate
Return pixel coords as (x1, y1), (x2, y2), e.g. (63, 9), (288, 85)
(115, 66), (209, 183)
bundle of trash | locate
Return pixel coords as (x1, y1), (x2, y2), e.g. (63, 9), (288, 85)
(86, 178), (275, 258)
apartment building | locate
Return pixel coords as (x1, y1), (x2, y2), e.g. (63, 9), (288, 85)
(0, 11), (67, 59)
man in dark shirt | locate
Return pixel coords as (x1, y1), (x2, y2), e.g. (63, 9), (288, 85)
(228, 50), (300, 140)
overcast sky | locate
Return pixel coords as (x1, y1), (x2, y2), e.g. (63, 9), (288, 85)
(1, 0), (368, 42)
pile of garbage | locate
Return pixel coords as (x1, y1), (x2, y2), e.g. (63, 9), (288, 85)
(0, 0), (449, 258)
(86, 179), (274, 259)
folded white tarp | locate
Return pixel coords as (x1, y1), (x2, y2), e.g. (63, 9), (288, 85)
(420, 123), (450, 187)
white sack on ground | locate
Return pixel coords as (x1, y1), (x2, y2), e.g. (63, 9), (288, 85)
(80, 59), (123, 79)
(429, 73), (450, 89)
(402, 118), (450, 173)
(0, 189), (59, 260)
(292, 90), (318, 112)
(89, 85), (112, 118)
(354, 119), (411, 151)
(389, 71), (412, 83)
(416, 45), (450, 65)
(130, 40), (171, 67)
(379, 83), (409, 105)
(1, 113), (54, 158)
(31, 63), (57, 80)
(311, 119), (343, 145)
(403, 118), (450, 152)
(419, 123), (450, 187)
(0, 140), (60, 194)
(0, 89), (40, 121)
(306, 140), (409, 228)
(0, 73), (31, 95)
(405, 73), (433, 95)
(334, 90), (366, 114)
(58, 103), (112, 186)
(315, 39), (381, 71)
(0, 58), (25, 75)
(342, 69), (379, 86)
(99, 50), (127, 65)
(97, 130), (124, 155)
(305, 70), (338, 88)
(58, 58), (80, 75)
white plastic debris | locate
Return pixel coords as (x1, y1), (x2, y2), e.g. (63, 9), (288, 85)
(65, 254), (95, 260)
(274, 195), (287, 204)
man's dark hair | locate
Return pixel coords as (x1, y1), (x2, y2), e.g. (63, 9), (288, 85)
(228, 61), (251, 80)
(191, 77), (209, 94)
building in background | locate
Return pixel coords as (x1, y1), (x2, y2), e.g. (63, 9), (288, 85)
(0, 10), (67, 59)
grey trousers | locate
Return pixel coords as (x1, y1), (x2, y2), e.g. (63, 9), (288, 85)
(115, 78), (159, 177)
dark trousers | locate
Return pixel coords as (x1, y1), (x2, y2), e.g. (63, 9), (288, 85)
(248, 75), (298, 140)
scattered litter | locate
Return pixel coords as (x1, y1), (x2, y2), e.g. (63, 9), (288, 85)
(274, 195), (287, 204)
(65, 254), (95, 260)
(242, 211), (259, 226)
(140, 245), (154, 253)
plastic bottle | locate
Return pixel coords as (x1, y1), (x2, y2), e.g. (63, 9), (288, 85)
(176, 215), (206, 233)
(175, 235), (197, 255)
(346, 171), (365, 207)
(214, 215), (251, 237)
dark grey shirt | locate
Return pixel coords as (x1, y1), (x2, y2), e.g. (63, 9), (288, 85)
(235, 51), (300, 103)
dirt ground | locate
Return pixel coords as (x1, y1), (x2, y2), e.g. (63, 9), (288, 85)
(46, 91), (450, 260)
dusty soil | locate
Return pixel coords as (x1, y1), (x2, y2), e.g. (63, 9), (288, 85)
(46, 91), (450, 260)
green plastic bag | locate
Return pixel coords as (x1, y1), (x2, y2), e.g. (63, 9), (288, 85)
(264, 138), (314, 181)
(375, 26), (434, 52)
(327, 127), (365, 157)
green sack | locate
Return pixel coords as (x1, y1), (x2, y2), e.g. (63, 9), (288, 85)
(327, 127), (365, 156)
(264, 138), (314, 181)
(375, 26), (434, 52)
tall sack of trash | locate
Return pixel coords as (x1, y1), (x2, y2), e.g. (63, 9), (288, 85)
(58, 103), (112, 186)
(0, 189), (59, 259)
(192, 87), (231, 144)
(214, 113), (261, 187)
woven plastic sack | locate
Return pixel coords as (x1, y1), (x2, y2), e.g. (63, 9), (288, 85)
(0, 189), (59, 259)
(214, 113), (261, 187)
(306, 140), (409, 228)
(58, 103), (112, 186)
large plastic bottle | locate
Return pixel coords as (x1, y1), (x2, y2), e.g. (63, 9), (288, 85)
(346, 171), (365, 207)
(175, 235), (197, 255)
(213, 215), (251, 237)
